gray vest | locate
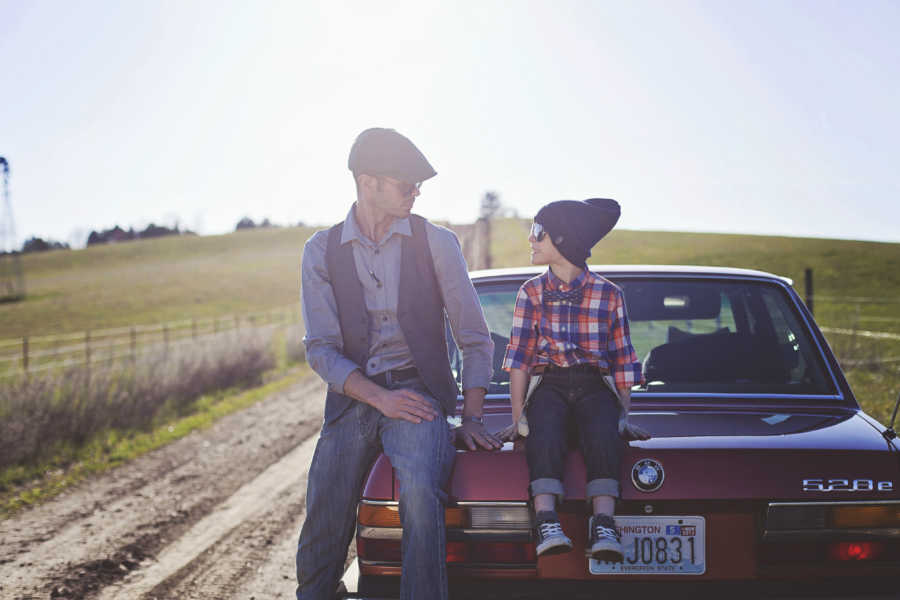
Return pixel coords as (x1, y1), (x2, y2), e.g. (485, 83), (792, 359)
(323, 214), (458, 423)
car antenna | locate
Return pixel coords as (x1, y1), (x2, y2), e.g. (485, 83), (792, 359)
(883, 391), (900, 442)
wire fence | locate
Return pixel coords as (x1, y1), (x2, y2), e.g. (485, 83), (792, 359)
(813, 294), (900, 368)
(1, 291), (898, 376)
(0, 305), (302, 377)
(815, 295), (900, 305)
(820, 327), (900, 342)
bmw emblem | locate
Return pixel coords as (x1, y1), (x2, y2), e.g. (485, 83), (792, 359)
(631, 459), (665, 493)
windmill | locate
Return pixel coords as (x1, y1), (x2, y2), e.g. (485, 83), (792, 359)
(0, 156), (25, 302)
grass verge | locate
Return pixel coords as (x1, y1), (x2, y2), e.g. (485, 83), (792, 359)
(0, 364), (310, 519)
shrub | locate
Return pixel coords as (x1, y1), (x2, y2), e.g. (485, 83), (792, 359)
(0, 329), (275, 473)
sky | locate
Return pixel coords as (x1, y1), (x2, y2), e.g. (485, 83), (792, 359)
(1, 0), (899, 251)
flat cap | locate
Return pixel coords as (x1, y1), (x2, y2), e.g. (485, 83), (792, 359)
(348, 128), (437, 183)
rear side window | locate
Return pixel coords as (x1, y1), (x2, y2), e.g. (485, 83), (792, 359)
(620, 280), (835, 395)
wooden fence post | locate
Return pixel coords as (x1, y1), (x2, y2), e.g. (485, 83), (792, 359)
(85, 330), (91, 380)
(22, 336), (28, 372)
(805, 268), (814, 316)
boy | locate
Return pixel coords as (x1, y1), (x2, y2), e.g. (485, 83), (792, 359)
(500, 198), (650, 561)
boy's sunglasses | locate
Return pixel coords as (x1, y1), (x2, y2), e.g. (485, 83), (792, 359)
(530, 221), (547, 242)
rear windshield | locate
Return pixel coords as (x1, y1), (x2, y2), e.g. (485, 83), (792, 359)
(448, 277), (836, 397)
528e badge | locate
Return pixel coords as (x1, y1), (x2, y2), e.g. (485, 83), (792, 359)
(802, 478), (894, 492)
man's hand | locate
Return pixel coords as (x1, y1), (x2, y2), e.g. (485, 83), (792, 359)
(373, 388), (439, 424)
(457, 420), (502, 450)
(618, 413), (651, 441)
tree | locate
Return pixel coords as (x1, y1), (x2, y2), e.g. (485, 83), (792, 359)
(235, 217), (256, 230)
(480, 191), (502, 220)
(140, 223), (176, 239)
(22, 236), (69, 253)
(477, 191), (503, 270)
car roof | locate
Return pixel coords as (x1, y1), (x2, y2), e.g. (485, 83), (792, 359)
(469, 265), (793, 286)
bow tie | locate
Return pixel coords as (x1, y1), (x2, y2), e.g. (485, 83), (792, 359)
(543, 287), (584, 304)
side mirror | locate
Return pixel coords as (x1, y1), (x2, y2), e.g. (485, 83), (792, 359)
(883, 392), (900, 441)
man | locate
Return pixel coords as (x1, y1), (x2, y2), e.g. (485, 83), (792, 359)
(296, 127), (499, 600)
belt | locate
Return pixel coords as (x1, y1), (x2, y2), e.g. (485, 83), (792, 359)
(371, 366), (420, 386)
(540, 363), (607, 377)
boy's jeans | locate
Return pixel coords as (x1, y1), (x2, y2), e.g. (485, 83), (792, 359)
(296, 376), (456, 600)
(525, 369), (623, 502)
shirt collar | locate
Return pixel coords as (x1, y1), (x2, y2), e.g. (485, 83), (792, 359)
(341, 203), (412, 245)
(542, 266), (588, 291)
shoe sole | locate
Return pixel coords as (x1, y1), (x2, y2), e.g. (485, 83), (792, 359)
(536, 538), (573, 556)
(589, 548), (624, 562)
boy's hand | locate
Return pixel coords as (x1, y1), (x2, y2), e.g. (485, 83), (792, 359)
(618, 414), (651, 441)
(497, 422), (519, 442)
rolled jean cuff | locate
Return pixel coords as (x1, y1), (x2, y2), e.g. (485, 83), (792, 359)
(586, 478), (620, 499)
(530, 478), (565, 503)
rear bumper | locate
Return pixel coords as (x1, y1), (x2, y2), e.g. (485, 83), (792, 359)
(340, 562), (898, 600)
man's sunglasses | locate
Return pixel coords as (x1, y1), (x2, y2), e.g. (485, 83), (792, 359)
(530, 221), (548, 242)
(379, 176), (422, 197)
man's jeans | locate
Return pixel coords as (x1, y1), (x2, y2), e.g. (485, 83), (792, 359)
(296, 376), (456, 600)
(525, 370), (622, 502)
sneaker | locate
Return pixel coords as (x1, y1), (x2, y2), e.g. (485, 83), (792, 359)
(534, 511), (573, 556)
(588, 513), (623, 562)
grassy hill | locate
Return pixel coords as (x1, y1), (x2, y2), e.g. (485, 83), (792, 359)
(3, 219), (899, 420)
(6, 219), (900, 337)
(5, 219), (900, 337)
(1, 226), (316, 338)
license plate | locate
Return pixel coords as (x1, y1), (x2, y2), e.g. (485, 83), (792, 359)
(589, 516), (706, 575)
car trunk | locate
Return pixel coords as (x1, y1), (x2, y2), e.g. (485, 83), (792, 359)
(359, 405), (900, 583)
(441, 406), (900, 503)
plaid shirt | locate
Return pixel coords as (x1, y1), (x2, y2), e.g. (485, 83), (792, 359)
(501, 268), (644, 390)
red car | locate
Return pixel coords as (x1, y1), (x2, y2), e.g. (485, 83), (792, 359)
(340, 266), (900, 599)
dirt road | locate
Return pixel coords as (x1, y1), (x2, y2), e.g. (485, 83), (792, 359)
(0, 375), (330, 600)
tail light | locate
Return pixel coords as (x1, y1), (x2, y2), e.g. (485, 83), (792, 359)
(762, 501), (900, 566)
(830, 504), (900, 529)
(765, 501), (900, 535)
(446, 541), (468, 563)
(358, 503), (401, 528)
(470, 541), (536, 563)
(828, 541), (885, 561)
(356, 537), (402, 562)
(357, 501), (534, 566)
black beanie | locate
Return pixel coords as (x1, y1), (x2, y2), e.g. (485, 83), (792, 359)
(534, 198), (621, 268)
